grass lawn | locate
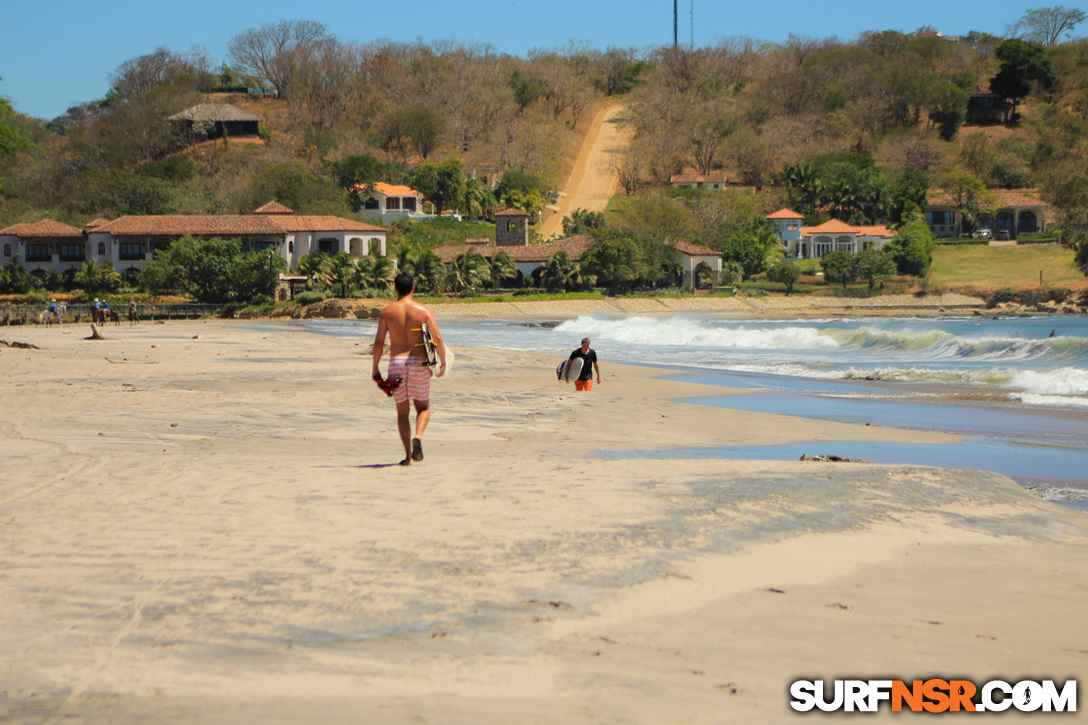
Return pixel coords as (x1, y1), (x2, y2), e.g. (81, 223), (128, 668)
(929, 244), (1086, 292)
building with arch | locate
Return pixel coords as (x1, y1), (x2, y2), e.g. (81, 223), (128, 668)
(925, 189), (1049, 239)
(0, 203), (387, 276)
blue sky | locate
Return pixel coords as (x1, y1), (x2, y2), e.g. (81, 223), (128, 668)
(0, 0), (1057, 120)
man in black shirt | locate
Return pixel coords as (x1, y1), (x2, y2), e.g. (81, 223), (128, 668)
(569, 337), (601, 392)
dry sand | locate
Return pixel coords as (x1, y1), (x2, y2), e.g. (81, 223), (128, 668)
(1, 318), (1085, 723)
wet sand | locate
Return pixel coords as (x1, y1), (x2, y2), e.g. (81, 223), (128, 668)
(1, 320), (1086, 723)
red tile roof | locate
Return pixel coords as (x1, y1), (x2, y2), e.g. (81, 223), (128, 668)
(253, 201), (295, 215)
(94, 214), (384, 236)
(667, 239), (719, 256)
(0, 219), (83, 237)
(434, 236), (592, 263)
(767, 208), (804, 219)
(494, 208), (530, 217)
(368, 182), (422, 197)
(806, 219), (859, 234)
(927, 189), (1049, 208)
(800, 221), (895, 238)
(84, 218), (111, 231)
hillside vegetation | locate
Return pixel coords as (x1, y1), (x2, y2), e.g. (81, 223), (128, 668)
(0, 9), (1087, 295)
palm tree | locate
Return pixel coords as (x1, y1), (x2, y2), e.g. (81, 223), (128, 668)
(74, 260), (121, 296)
(326, 252), (358, 297)
(488, 251), (517, 290)
(413, 250), (446, 294)
(357, 254), (396, 290)
(463, 178), (486, 221)
(539, 251), (581, 292)
(297, 251), (330, 290)
(445, 252), (486, 292)
(0, 255), (26, 293)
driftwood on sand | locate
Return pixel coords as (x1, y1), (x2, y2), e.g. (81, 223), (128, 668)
(85, 323), (108, 340)
(0, 339), (41, 349)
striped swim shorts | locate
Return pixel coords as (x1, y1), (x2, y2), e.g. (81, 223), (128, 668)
(387, 355), (432, 403)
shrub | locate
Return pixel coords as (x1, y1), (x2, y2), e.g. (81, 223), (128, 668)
(293, 291), (326, 305)
(989, 288), (1019, 306)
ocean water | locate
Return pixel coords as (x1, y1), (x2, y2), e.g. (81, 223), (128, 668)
(304, 313), (1088, 510)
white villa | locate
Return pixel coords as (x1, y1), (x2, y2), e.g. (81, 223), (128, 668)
(767, 208), (895, 258)
(356, 183), (427, 224)
(0, 202), (387, 275)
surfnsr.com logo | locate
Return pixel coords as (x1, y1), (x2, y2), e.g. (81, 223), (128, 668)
(790, 679), (1077, 713)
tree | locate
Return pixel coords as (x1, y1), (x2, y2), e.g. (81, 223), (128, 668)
(990, 39), (1057, 117)
(766, 261), (802, 295)
(820, 251), (857, 290)
(938, 170), (999, 236)
(0, 98), (35, 160)
(73, 260), (121, 296)
(356, 254), (396, 290)
(884, 219), (937, 276)
(562, 208), (607, 235)
(227, 20), (330, 101)
(1020, 6), (1087, 46)
(331, 155), (391, 208)
(538, 250), (584, 291)
(140, 236), (242, 303)
(297, 251), (330, 289)
(487, 251), (518, 290)
(580, 236), (648, 293)
(409, 158), (465, 215)
(379, 106), (447, 160)
(719, 223), (782, 279)
(853, 248), (897, 290)
(326, 252), (358, 297)
(446, 252), (486, 292)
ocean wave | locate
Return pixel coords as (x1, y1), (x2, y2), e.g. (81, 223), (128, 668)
(554, 315), (1088, 363)
(1006, 367), (1088, 396)
(554, 315), (838, 350)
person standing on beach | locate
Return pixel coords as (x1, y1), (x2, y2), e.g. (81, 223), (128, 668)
(568, 337), (601, 392)
(372, 273), (446, 465)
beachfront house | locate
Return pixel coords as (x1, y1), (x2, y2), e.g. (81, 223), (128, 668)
(0, 202), (387, 276)
(925, 190), (1049, 240)
(356, 183), (427, 225)
(767, 210), (895, 259)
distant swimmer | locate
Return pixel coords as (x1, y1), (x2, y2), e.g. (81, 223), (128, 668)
(1049, 329), (1056, 338)
(372, 273), (446, 465)
(567, 337), (601, 392)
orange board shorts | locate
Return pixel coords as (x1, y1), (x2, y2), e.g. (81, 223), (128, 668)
(575, 379), (593, 392)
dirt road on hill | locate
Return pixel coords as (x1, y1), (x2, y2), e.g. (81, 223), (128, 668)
(539, 102), (632, 239)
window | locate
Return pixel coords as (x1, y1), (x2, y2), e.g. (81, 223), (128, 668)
(386, 197), (400, 210)
(363, 197), (380, 210)
(97, 242), (106, 255)
(786, 221), (799, 230)
(1019, 212), (1038, 233)
(927, 211), (952, 226)
(318, 239), (338, 254)
(119, 242), (142, 261)
(288, 241), (294, 254)
(59, 244), (84, 262)
(26, 243), (50, 262)
(507, 221), (516, 232)
(3, 243), (10, 257)
(403, 197), (417, 212)
(253, 241), (276, 253)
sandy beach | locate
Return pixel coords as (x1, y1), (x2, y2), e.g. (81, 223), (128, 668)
(2, 316), (1085, 723)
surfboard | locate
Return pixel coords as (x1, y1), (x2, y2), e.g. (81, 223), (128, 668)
(419, 322), (438, 366)
(563, 356), (584, 384)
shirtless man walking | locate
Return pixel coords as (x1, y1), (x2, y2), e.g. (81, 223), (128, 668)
(372, 273), (446, 465)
